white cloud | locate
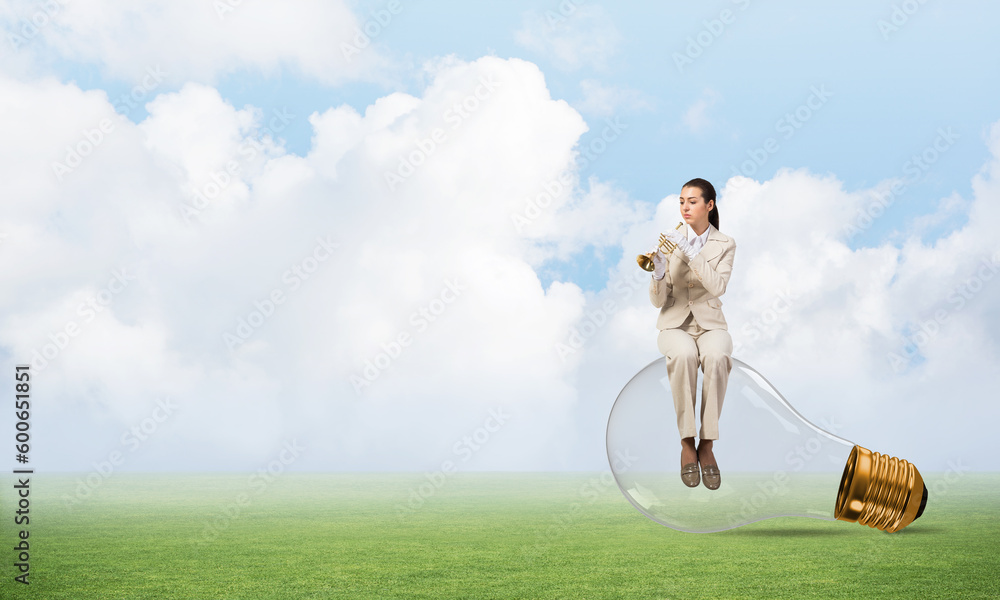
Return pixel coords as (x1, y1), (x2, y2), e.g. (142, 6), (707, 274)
(906, 190), (965, 237)
(2, 50), (999, 475)
(513, 4), (622, 71)
(0, 55), (655, 472)
(682, 88), (722, 134)
(0, 0), (394, 85)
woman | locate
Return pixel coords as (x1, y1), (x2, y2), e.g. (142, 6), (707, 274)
(648, 178), (736, 490)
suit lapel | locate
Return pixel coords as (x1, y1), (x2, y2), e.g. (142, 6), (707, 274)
(698, 225), (725, 262)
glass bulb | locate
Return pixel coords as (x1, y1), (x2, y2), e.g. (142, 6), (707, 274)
(606, 357), (927, 533)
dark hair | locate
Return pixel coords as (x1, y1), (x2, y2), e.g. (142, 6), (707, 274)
(682, 178), (719, 231)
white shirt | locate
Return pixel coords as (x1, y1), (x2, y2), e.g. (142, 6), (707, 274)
(687, 225), (711, 255)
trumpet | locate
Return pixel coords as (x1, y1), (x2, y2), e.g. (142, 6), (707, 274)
(636, 221), (686, 272)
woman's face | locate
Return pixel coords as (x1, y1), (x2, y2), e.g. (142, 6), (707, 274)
(679, 186), (713, 227)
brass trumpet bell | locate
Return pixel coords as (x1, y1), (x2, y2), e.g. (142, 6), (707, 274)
(637, 222), (686, 272)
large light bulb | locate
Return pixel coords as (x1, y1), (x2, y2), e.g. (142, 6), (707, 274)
(606, 357), (927, 533)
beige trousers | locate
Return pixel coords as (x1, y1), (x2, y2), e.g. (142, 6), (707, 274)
(656, 312), (733, 440)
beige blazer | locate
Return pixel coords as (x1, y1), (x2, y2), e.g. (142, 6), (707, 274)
(649, 224), (736, 331)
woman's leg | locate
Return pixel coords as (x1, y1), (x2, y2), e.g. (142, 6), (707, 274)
(694, 328), (733, 441)
(657, 327), (700, 450)
(680, 436), (697, 468)
(697, 439), (715, 466)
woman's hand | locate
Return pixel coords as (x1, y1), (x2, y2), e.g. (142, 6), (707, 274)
(663, 229), (697, 261)
(651, 249), (668, 279)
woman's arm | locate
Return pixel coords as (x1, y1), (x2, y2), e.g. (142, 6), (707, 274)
(649, 267), (673, 308)
(678, 240), (736, 298)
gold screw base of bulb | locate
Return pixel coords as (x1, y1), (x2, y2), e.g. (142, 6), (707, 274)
(834, 445), (927, 533)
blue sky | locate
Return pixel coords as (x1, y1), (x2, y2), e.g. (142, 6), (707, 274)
(53, 0), (998, 293)
(1, 0), (998, 475)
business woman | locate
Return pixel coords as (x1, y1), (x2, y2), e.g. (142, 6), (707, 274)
(648, 178), (736, 490)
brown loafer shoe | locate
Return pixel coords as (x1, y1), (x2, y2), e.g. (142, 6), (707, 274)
(701, 464), (721, 490)
(681, 462), (700, 487)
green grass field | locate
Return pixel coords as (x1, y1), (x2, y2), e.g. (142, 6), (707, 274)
(1, 472), (997, 599)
